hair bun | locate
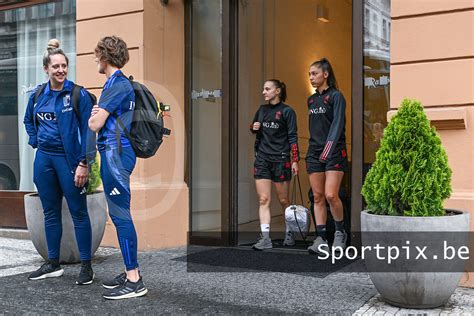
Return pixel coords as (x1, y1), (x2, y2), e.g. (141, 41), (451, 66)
(47, 39), (60, 50)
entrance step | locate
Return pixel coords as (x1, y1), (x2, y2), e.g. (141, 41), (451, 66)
(0, 228), (30, 240)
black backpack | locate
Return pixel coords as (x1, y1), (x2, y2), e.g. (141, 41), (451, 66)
(33, 83), (97, 119)
(114, 75), (171, 158)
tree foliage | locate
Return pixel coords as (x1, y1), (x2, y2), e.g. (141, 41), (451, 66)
(86, 154), (101, 194)
(362, 99), (452, 216)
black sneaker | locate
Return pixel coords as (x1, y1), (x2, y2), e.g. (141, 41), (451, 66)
(102, 272), (127, 289)
(102, 277), (148, 300)
(28, 262), (64, 280)
(76, 262), (94, 285)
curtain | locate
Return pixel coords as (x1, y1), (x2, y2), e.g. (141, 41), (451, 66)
(16, 0), (76, 190)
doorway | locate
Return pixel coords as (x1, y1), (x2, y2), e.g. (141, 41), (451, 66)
(187, 0), (365, 247)
(236, 0), (353, 246)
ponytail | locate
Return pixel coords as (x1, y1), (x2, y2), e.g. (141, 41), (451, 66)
(310, 58), (338, 89)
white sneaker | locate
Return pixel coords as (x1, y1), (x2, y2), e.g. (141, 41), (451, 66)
(252, 235), (272, 250)
(307, 236), (329, 255)
(332, 230), (347, 253)
(283, 232), (295, 246)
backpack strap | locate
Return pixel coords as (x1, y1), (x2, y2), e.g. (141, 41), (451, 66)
(112, 114), (133, 154)
(33, 83), (48, 105)
(34, 83), (82, 119)
(111, 72), (131, 154)
(71, 84), (82, 119)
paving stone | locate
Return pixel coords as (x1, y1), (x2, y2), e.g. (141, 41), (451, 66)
(0, 237), (472, 315)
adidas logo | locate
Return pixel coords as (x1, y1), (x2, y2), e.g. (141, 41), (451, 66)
(80, 187), (87, 195)
(109, 188), (121, 196)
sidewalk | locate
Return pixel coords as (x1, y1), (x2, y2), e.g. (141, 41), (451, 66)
(0, 237), (472, 315)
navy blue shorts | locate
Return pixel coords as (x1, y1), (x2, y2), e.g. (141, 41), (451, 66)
(306, 147), (348, 173)
(254, 155), (292, 182)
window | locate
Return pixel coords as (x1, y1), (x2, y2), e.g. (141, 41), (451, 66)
(388, 21), (391, 40)
(372, 12), (378, 37)
(382, 19), (387, 40)
(365, 8), (370, 29)
(0, 0), (76, 191)
(364, 0), (391, 176)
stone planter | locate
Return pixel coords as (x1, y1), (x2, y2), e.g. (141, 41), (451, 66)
(361, 210), (470, 309)
(24, 191), (107, 263)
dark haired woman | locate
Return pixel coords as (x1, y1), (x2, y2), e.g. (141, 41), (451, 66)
(24, 39), (95, 285)
(250, 79), (300, 250)
(88, 35), (147, 300)
(305, 58), (348, 255)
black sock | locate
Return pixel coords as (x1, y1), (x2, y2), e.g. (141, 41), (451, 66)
(49, 258), (60, 267)
(335, 220), (345, 232)
(81, 260), (91, 267)
(316, 225), (327, 241)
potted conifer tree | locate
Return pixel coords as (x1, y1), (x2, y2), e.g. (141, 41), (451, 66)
(24, 158), (107, 263)
(361, 99), (470, 308)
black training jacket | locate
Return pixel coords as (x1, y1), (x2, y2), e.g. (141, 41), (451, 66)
(307, 87), (346, 161)
(250, 102), (299, 162)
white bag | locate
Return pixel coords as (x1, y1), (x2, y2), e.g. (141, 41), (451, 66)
(285, 204), (311, 239)
(284, 175), (312, 240)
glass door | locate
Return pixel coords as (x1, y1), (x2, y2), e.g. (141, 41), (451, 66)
(236, 0), (353, 246)
(188, 0), (234, 245)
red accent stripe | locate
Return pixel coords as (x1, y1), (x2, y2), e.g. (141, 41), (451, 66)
(321, 141), (333, 160)
(291, 144), (299, 162)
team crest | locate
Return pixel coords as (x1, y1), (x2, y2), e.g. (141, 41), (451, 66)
(63, 94), (71, 107)
(275, 111), (282, 120)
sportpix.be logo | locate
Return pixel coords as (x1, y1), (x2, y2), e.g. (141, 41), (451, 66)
(316, 240), (470, 265)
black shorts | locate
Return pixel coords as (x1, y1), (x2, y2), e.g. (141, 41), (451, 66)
(254, 155), (292, 182)
(306, 146), (348, 173)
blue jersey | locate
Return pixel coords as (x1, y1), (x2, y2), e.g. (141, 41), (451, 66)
(24, 79), (96, 172)
(36, 90), (65, 154)
(97, 70), (135, 152)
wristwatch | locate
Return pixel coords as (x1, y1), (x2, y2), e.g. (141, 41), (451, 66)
(79, 159), (88, 167)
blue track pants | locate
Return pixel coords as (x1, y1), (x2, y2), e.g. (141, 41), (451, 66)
(33, 151), (92, 261)
(100, 146), (138, 270)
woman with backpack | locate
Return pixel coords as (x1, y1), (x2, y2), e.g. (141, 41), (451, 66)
(24, 39), (95, 285)
(250, 79), (300, 250)
(88, 35), (147, 300)
(305, 58), (348, 255)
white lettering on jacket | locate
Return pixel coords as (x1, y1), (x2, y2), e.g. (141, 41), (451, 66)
(36, 112), (56, 121)
(309, 107), (327, 115)
(263, 122), (280, 129)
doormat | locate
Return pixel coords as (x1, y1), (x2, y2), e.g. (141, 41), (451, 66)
(173, 246), (359, 277)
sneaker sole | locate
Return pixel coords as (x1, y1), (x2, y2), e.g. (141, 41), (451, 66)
(307, 246), (329, 255)
(252, 245), (272, 251)
(29, 269), (64, 280)
(308, 248), (321, 255)
(76, 273), (95, 285)
(103, 288), (148, 300)
(283, 241), (296, 247)
(102, 284), (121, 289)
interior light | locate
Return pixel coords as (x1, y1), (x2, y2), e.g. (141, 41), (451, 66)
(317, 5), (329, 23)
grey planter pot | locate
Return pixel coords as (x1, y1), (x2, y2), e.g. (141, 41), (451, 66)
(361, 210), (470, 309)
(24, 191), (107, 264)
